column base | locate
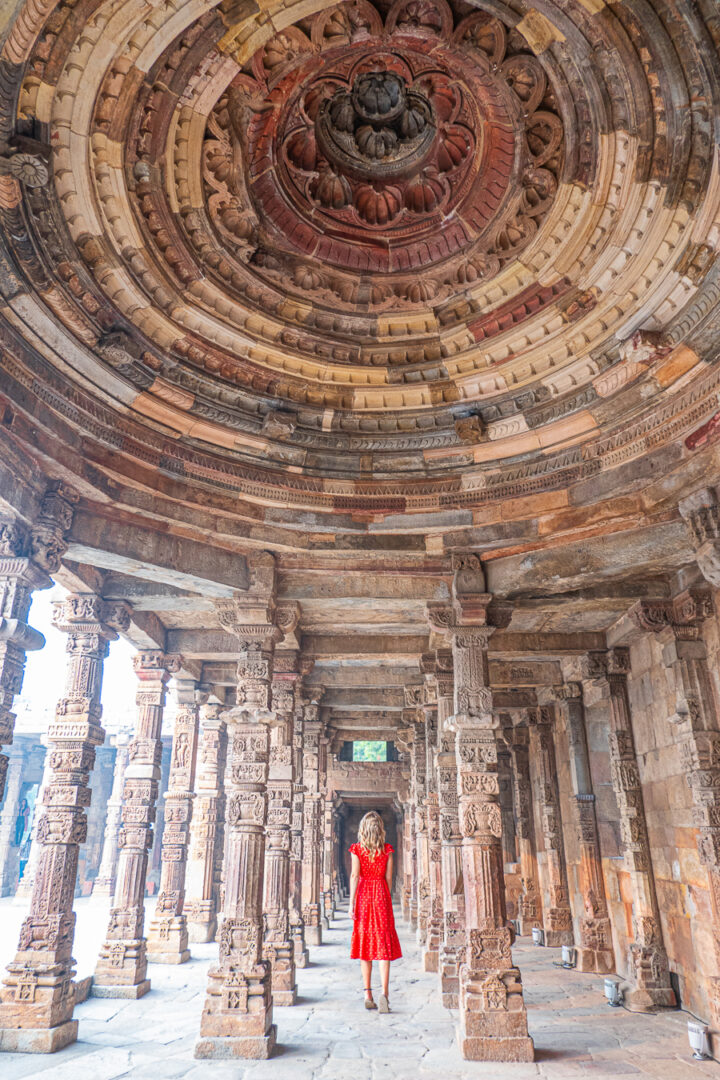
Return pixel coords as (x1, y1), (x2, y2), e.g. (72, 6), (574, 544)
(458, 1030), (535, 1063)
(195, 1025), (277, 1061)
(188, 920), (217, 944)
(147, 949), (191, 965)
(458, 962), (533, 1062)
(294, 946), (309, 968)
(0, 1020), (78, 1054)
(516, 918), (541, 937)
(544, 929), (574, 947)
(273, 988), (297, 1007)
(625, 985), (677, 1011)
(576, 947), (614, 974)
(91, 980), (150, 999)
(423, 948), (439, 973)
(146, 915), (190, 965)
(440, 959), (459, 1009)
(305, 926), (322, 947)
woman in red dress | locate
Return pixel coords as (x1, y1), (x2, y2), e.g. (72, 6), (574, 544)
(349, 810), (402, 1012)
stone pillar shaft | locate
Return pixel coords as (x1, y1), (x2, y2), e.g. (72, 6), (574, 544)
(506, 726), (542, 937)
(409, 711), (430, 944)
(421, 689), (442, 972)
(437, 657), (463, 1007)
(301, 703), (324, 947)
(630, 593), (720, 1011)
(15, 746), (50, 903)
(556, 683), (613, 973)
(530, 709), (574, 947)
(196, 578), (279, 1061)
(322, 794), (335, 925)
(94, 651), (176, 997)
(401, 804), (413, 922)
(185, 704), (227, 944)
(147, 681), (203, 964)
(449, 620), (533, 1062)
(93, 736), (131, 897)
(586, 648), (675, 1009)
(290, 697), (308, 967)
(262, 673), (297, 1005)
(0, 594), (125, 1053)
(0, 750), (25, 896)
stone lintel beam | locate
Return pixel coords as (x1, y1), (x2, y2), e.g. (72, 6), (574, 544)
(485, 521), (690, 598)
(66, 507), (249, 597)
(301, 634), (428, 660)
(101, 574), (215, 612)
(320, 688), (405, 709)
(168, 629), (243, 660)
(488, 660), (562, 686)
(277, 571), (452, 601)
(489, 632), (607, 655)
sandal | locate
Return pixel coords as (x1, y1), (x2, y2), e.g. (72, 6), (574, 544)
(364, 988), (377, 1010)
(378, 994), (390, 1013)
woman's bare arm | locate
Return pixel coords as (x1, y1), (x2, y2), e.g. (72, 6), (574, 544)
(385, 852), (393, 890)
(349, 851), (360, 918)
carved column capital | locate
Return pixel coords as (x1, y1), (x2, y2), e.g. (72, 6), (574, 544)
(628, 589), (714, 638)
(680, 488), (720, 587)
(552, 681), (583, 702)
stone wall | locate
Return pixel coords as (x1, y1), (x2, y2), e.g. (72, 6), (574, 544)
(625, 628), (712, 1018)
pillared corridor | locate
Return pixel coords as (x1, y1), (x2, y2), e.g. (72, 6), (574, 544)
(0, 898), (714, 1080)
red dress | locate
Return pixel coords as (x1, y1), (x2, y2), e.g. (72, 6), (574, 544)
(349, 843), (402, 961)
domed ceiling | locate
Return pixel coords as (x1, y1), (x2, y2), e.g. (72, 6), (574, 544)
(0, 0), (719, 564)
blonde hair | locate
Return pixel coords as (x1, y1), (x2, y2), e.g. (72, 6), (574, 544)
(358, 811), (385, 858)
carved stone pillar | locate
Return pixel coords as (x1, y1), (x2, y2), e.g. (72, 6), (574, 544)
(409, 802), (419, 930)
(262, 671), (297, 1005)
(429, 561), (533, 1063)
(553, 682), (614, 974)
(147, 680), (204, 964)
(419, 669), (442, 972)
(400, 802), (413, 922)
(15, 743), (50, 903)
(436, 650), (463, 1007)
(322, 793), (336, 925)
(408, 698), (430, 945)
(629, 592), (720, 1013)
(529, 707), (574, 947)
(301, 698), (324, 947)
(506, 724), (542, 937)
(290, 688), (308, 967)
(185, 703), (227, 944)
(0, 482), (75, 801)
(196, 566), (279, 1061)
(94, 651), (177, 997)
(0, 594), (127, 1053)
(585, 648), (675, 1010)
(93, 734), (132, 897)
(0, 748), (26, 895)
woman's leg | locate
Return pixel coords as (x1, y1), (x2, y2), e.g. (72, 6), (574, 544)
(361, 959), (373, 997)
(379, 959), (390, 998)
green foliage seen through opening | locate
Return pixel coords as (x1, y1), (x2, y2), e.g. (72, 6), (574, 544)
(352, 740), (387, 762)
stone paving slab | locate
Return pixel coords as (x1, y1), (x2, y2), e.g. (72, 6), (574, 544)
(1, 898), (719, 1078)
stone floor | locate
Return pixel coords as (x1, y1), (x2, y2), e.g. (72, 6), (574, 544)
(0, 898), (718, 1079)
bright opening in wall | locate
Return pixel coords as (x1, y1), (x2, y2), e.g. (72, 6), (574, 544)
(352, 740), (387, 762)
